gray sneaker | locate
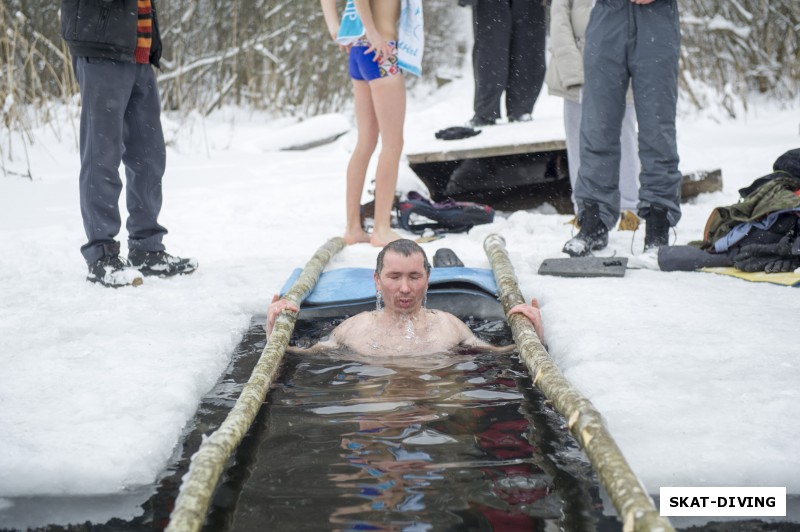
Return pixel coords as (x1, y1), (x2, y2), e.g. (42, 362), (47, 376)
(128, 249), (198, 277)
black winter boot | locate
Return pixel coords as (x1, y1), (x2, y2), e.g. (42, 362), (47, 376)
(128, 249), (198, 277)
(86, 242), (144, 288)
(562, 202), (609, 257)
(644, 204), (671, 251)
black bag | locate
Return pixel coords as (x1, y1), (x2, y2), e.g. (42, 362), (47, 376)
(396, 191), (494, 234)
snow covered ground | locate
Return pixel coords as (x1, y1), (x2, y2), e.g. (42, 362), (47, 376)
(1, 70), (798, 529)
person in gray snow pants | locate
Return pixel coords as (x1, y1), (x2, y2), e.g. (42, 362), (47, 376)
(73, 57), (168, 264)
(61, 0), (196, 287)
(566, 0), (681, 255)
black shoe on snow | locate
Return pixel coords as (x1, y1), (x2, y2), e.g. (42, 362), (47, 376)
(562, 202), (609, 257)
(87, 253), (144, 288)
(508, 113), (532, 123)
(644, 204), (670, 251)
(128, 249), (198, 277)
(468, 115), (496, 128)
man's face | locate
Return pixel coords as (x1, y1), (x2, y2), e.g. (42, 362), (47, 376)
(374, 251), (429, 315)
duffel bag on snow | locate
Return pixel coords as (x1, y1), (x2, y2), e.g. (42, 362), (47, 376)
(396, 191), (494, 234)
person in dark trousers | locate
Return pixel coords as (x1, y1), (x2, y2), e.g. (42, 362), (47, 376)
(460, 0), (548, 127)
(563, 0), (682, 257)
(60, 0), (197, 287)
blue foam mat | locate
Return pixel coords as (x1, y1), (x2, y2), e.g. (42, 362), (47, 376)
(280, 266), (498, 306)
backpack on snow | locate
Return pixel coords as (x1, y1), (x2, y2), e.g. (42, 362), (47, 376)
(396, 191), (495, 234)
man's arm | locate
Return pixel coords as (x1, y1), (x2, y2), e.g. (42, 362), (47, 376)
(444, 314), (515, 354)
(266, 295), (359, 354)
(455, 298), (546, 353)
(508, 298), (545, 344)
(265, 295), (298, 338)
(285, 339), (339, 354)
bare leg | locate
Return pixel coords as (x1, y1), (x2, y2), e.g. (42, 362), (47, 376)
(367, 74), (406, 247)
(345, 80), (379, 245)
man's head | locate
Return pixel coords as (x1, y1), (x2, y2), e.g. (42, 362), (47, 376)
(374, 239), (431, 315)
(375, 239), (431, 277)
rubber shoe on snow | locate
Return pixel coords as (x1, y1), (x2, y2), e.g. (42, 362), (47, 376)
(87, 253), (144, 288)
(644, 205), (670, 251)
(562, 202), (609, 257)
(128, 249), (198, 277)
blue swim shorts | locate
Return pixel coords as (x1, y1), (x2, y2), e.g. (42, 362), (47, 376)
(348, 39), (400, 82)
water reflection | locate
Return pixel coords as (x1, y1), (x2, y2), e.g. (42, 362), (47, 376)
(228, 325), (601, 531)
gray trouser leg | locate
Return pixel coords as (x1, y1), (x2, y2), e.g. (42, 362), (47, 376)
(574, 0), (681, 229)
(568, 98), (639, 214)
(122, 65), (168, 253)
(630, 0), (681, 225)
(574, 0), (628, 229)
(73, 57), (167, 264)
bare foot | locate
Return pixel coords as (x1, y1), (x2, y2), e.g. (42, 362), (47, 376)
(344, 229), (371, 245)
(370, 228), (403, 247)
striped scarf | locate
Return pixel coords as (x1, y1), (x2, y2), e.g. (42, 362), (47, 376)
(134, 0), (153, 64)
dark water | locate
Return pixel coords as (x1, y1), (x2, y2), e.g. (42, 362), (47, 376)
(205, 318), (609, 532)
(4, 319), (796, 532)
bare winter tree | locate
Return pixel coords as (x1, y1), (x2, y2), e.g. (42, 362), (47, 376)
(155, 0), (460, 116)
(680, 0), (800, 116)
(2, 0), (799, 175)
(156, 0), (336, 115)
(0, 1), (75, 177)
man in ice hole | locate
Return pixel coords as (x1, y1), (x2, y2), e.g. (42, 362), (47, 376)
(266, 239), (544, 355)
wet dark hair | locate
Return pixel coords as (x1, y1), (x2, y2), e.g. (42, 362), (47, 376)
(375, 239), (431, 277)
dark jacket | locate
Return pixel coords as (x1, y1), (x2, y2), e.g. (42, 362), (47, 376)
(60, 0), (162, 66)
(699, 177), (800, 250)
(738, 147), (800, 198)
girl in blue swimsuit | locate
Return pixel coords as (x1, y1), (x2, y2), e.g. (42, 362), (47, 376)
(321, 0), (405, 247)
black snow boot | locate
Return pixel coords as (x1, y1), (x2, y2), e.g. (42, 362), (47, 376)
(644, 204), (671, 251)
(86, 242), (144, 288)
(562, 202), (609, 257)
(128, 249), (199, 277)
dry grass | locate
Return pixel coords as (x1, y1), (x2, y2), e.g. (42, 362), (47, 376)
(3, 1), (798, 177)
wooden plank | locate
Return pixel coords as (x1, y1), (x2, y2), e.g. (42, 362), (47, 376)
(407, 139), (567, 164)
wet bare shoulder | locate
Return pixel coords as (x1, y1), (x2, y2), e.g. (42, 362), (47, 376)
(434, 310), (475, 340)
(330, 311), (376, 343)
(438, 311), (516, 354)
(285, 313), (370, 354)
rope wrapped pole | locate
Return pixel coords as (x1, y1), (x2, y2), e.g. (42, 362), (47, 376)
(166, 237), (346, 532)
(483, 234), (674, 532)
